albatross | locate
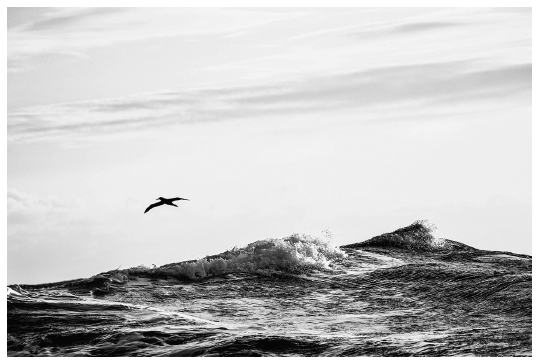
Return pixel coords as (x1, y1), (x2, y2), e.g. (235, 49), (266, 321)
(144, 197), (189, 213)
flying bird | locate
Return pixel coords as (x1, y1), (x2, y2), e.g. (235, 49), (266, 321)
(144, 197), (189, 214)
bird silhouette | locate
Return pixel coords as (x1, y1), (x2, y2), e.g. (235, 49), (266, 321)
(144, 197), (189, 213)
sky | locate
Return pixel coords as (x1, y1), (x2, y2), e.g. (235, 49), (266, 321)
(6, 6), (532, 284)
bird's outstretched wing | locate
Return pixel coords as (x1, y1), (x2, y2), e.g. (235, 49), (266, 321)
(144, 201), (164, 213)
(170, 197), (189, 201)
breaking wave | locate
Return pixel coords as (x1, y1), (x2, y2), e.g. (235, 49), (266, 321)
(7, 220), (532, 357)
(124, 233), (347, 280)
(342, 220), (449, 252)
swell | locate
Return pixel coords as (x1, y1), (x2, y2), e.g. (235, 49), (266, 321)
(355, 257), (532, 315)
(159, 336), (330, 357)
(342, 220), (464, 252)
(7, 222), (532, 357)
(8, 327), (226, 357)
(52, 234), (348, 294)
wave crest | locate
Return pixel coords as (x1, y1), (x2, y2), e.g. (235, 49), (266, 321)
(126, 234), (347, 280)
(343, 220), (447, 252)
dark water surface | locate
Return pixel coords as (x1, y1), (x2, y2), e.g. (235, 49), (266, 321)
(7, 224), (532, 357)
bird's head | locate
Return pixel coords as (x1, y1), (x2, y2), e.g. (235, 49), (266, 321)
(157, 197), (165, 201)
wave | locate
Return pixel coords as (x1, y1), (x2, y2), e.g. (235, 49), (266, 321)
(9, 234), (346, 294)
(342, 220), (463, 252)
(117, 234), (347, 281)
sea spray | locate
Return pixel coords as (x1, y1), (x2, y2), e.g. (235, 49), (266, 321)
(126, 233), (347, 280)
(343, 220), (447, 252)
(8, 222), (531, 357)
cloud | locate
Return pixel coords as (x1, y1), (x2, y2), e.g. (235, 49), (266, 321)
(393, 22), (461, 33)
(22, 8), (124, 32)
(348, 20), (464, 40)
(238, 62), (531, 106)
(279, 19), (465, 47)
(7, 61), (531, 143)
(7, 8), (301, 72)
(7, 188), (82, 227)
(8, 188), (77, 210)
(487, 8), (531, 14)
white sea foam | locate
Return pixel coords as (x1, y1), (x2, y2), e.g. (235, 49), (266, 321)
(344, 220), (447, 252)
(130, 234), (347, 279)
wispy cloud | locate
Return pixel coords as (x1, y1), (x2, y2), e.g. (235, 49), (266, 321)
(21, 8), (123, 32)
(7, 61), (531, 143)
(394, 21), (461, 33)
(7, 188), (83, 228)
(348, 20), (464, 40)
(7, 8), (301, 72)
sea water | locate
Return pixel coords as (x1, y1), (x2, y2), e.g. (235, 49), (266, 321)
(7, 222), (532, 356)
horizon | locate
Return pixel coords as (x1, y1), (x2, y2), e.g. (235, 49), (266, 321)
(7, 7), (531, 285)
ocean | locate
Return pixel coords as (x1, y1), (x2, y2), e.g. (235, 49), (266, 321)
(7, 221), (531, 357)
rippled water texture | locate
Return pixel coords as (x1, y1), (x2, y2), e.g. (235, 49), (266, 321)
(7, 224), (532, 356)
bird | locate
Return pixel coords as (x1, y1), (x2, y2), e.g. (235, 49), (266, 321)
(144, 197), (189, 213)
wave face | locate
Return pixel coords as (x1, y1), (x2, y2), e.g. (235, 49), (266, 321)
(342, 220), (455, 252)
(127, 234), (347, 280)
(7, 226), (532, 357)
